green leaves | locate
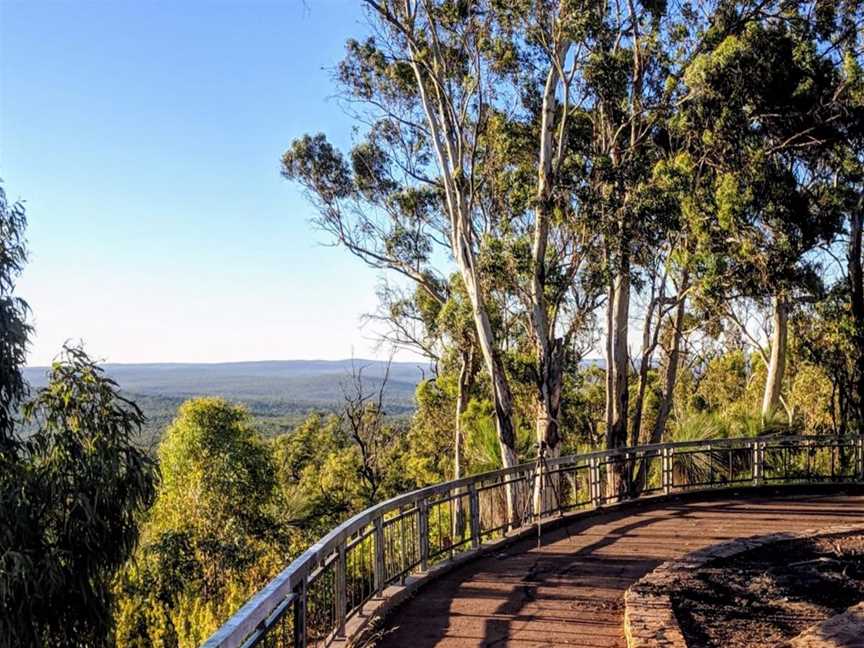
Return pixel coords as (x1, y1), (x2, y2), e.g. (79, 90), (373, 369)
(116, 398), (281, 647)
(2, 345), (156, 647)
(0, 183), (31, 446)
(281, 133), (352, 203)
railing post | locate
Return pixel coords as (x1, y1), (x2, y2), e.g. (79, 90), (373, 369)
(533, 462), (540, 520)
(293, 577), (307, 648)
(855, 434), (864, 481)
(589, 457), (601, 508)
(418, 497), (429, 572)
(752, 441), (763, 486)
(468, 482), (480, 549)
(626, 451), (634, 499)
(662, 447), (672, 495)
(761, 441), (766, 483)
(335, 542), (347, 638)
(399, 506), (408, 584)
(373, 516), (385, 596)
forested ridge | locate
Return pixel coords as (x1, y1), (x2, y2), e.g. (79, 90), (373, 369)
(22, 360), (425, 446)
(3, 1), (864, 646)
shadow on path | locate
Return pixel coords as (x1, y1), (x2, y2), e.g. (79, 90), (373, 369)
(373, 493), (864, 648)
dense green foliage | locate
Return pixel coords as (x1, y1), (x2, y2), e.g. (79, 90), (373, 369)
(114, 399), (284, 647)
(281, 0), (864, 501)
(113, 394), (419, 646)
(0, 186), (156, 647)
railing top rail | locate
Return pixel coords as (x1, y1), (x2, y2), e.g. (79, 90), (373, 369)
(204, 432), (863, 648)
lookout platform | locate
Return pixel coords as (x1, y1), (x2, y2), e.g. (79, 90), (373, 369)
(372, 492), (864, 647)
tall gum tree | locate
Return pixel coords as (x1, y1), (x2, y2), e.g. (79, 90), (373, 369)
(486, 2), (605, 511)
(678, 11), (850, 423)
(580, 0), (675, 495)
(283, 1), (525, 524)
(571, 0), (813, 491)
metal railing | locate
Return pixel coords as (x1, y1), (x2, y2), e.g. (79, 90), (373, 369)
(202, 434), (864, 648)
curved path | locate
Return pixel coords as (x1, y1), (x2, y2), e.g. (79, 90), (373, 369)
(373, 489), (864, 648)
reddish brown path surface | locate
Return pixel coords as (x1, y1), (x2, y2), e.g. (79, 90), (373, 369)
(373, 491), (864, 648)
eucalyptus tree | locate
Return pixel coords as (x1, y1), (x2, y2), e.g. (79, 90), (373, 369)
(282, 1), (531, 522)
(559, 0), (697, 494)
(0, 184), (156, 647)
(0, 184), (30, 451)
(364, 276), (480, 492)
(829, 9), (864, 429)
(559, 0), (841, 488)
(488, 2), (605, 471)
(678, 5), (850, 421)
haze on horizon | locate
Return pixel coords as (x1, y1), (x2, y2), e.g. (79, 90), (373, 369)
(0, 1), (424, 367)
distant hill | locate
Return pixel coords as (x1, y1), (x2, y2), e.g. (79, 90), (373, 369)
(23, 359), (431, 448)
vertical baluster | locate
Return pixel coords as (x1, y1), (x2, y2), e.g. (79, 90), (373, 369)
(708, 443), (714, 486)
(662, 447), (672, 495)
(293, 578), (307, 648)
(857, 435), (864, 481)
(333, 542), (347, 638)
(468, 482), (480, 549)
(418, 497), (429, 572)
(590, 457), (602, 507)
(373, 516), (385, 597)
(752, 441), (763, 486)
(728, 447), (733, 483)
(751, 442), (757, 485)
(399, 506), (407, 583)
(448, 493), (455, 559)
(437, 499), (443, 557)
(761, 441), (767, 483)
(536, 454), (545, 518)
(628, 453), (636, 497)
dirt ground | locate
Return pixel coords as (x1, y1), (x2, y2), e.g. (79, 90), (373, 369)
(672, 532), (864, 648)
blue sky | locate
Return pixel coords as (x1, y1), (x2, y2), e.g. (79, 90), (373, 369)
(0, 1), (415, 365)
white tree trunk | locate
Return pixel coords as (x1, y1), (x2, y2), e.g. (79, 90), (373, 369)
(452, 349), (471, 539)
(761, 296), (788, 420)
(398, 28), (521, 524)
(454, 228), (520, 526)
(635, 275), (688, 491)
(606, 263), (631, 498)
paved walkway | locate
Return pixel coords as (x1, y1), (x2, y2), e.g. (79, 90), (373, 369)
(373, 491), (864, 647)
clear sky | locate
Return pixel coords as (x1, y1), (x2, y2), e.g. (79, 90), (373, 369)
(0, 0), (417, 366)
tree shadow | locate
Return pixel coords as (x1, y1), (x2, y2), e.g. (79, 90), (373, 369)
(375, 495), (864, 647)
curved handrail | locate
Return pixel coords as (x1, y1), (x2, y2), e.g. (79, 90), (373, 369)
(202, 433), (864, 648)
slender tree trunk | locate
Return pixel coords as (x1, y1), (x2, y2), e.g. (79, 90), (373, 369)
(401, 29), (522, 526)
(848, 210), (864, 432)
(453, 347), (474, 538)
(651, 272), (688, 445)
(606, 253), (631, 498)
(454, 349), (472, 482)
(532, 340), (565, 515)
(630, 282), (661, 448)
(453, 227), (520, 527)
(604, 277), (615, 438)
(529, 47), (570, 516)
(634, 272), (688, 490)
(761, 295), (788, 420)
(530, 50), (568, 453)
(630, 358), (652, 448)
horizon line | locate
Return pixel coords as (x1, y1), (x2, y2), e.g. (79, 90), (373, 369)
(25, 356), (605, 370)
